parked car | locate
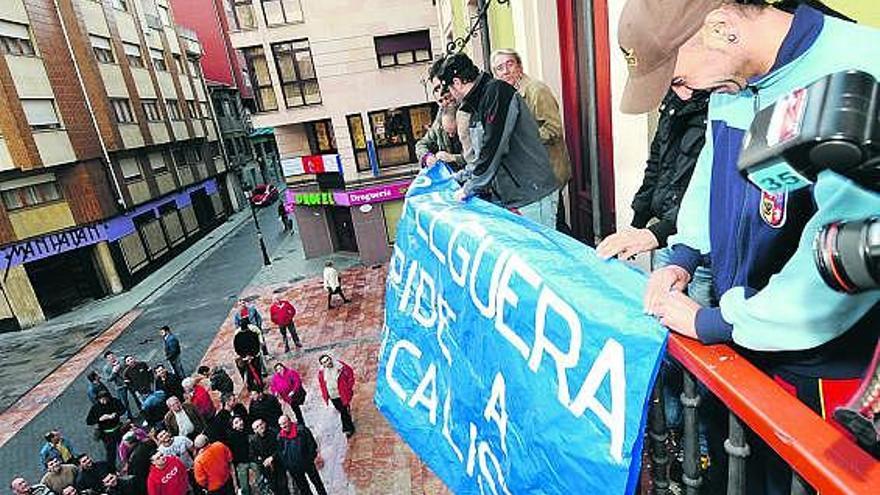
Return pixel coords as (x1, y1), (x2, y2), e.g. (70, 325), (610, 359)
(249, 184), (279, 207)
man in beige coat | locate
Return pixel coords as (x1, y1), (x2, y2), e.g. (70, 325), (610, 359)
(491, 49), (572, 228)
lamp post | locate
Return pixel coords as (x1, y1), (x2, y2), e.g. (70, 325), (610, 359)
(244, 191), (272, 266)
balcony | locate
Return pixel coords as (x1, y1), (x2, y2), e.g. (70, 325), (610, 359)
(641, 335), (880, 494)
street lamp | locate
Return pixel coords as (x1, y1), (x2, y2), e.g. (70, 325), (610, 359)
(244, 190), (272, 266)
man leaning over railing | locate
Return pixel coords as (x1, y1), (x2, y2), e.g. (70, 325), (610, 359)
(617, 0), (880, 493)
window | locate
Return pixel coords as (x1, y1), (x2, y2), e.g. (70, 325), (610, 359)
(0, 20), (35, 56)
(347, 114), (370, 171)
(231, 0), (257, 30)
(151, 48), (167, 71)
(111, 99), (136, 123)
(242, 46), (277, 112)
(368, 103), (434, 168)
(148, 152), (167, 173)
(1, 181), (63, 210)
(271, 39), (320, 108)
(158, 5), (172, 26)
(187, 57), (200, 76)
(200, 101), (210, 118)
(90, 35), (115, 64)
(305, 119), (336, 154)
(123, 42), (144, 68)
(142, 100), (162, 121)
(173, 148), (187, 167)
(111, 0), (128, 12)
(213, 99), (226, 117)
(186, 100), (198, 118)
(374, 30), (432, 68)
(172, 54), (184, 73)
(22, 99), (61, 130)
(118, 157), (142, 180)
(262, 0), (303, 26)
(166, 99), (183, 120)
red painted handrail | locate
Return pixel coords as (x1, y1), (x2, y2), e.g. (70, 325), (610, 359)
(667, 335), (880, 494)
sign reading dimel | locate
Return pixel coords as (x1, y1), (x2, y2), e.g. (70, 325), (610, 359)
(376, 165), (666, 494)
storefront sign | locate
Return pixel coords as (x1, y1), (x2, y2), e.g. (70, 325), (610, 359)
(346, 180), (410, 206)
(376, 165), (666, 494)
(1, 224), (108, 270)
(293, 191), (336, 206)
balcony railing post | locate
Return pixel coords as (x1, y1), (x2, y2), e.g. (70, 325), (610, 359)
(680, 370), (703, 495)
(649, 377), (670, 494)
(724, 412), (750, 495)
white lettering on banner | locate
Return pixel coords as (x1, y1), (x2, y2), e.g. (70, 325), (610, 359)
(483, 373), (509, 455)
(387, 196), (630, 489)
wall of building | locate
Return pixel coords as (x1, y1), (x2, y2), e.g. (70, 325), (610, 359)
(826, 0), (880, 27)
(169, 0), (236, 87)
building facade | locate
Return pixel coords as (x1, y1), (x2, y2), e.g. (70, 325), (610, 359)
(227, 0), (440, 265)
(0, 0), (230, 331)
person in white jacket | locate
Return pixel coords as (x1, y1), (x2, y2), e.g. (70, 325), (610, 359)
(322, 261), (350, 309)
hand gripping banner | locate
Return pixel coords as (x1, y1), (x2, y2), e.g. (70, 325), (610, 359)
(375, 165), (667, 494)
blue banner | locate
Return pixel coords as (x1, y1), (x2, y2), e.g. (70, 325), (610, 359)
(375, 165), (668, 494)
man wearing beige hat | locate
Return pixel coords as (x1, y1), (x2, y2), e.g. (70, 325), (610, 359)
(618, 0), (880, 492)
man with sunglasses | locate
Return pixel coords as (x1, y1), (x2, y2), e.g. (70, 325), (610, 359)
(416, 59), (467, 170)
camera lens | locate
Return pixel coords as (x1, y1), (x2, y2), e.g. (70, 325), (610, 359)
(814, 217), (880, 293)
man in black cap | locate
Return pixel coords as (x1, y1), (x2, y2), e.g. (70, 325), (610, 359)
(437, 52), (561, 228)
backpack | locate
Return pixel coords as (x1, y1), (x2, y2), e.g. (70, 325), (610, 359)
(210, 367), (234, 395)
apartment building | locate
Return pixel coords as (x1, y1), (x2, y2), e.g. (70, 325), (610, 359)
(169, 0), (279, 206)
(0, 0), (230, 331)
(227, 0), (440, 265)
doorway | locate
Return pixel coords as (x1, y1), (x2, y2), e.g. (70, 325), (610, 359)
(27, 248), (106, 318)
(190, 188), (214, 231)
(329, 206), (358, 252)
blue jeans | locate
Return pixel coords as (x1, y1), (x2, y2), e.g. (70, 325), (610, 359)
(653, 247), (714, 454)
(518, 190), (559, 230)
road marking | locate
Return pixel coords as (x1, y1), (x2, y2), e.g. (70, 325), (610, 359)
(0, 309), (143, 449)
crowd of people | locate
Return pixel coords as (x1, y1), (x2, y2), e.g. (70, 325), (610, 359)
(10, 292), (359, 495)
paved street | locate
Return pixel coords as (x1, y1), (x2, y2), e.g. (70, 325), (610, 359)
(0, 202), (304, 481)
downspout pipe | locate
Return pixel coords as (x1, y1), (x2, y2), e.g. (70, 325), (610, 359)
(53, 0), (127, 210)
(477, 0), (492, 72)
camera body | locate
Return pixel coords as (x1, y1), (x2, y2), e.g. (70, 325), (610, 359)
(738, 70), (880, 293)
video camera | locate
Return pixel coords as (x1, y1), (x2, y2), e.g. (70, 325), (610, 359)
(738, 70), (879, 294)
(738, 70), (880, 456)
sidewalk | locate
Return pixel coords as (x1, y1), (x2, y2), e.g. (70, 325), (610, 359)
(200, 264), (451, 494)
(0, 211), (250, 412)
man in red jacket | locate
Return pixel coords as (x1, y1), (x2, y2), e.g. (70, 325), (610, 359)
(317, 354), (356, 437)
(269, 295), (302, 353)
(146, 451), (189, 495)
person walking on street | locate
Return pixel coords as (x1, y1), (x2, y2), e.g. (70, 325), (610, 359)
(146, 451), (189, 495)
(163, 395), (205, 440)
(277, 201), (292, 232)
(102, 351), (133, 418)
(250, 418), (288, 495)
(276, 415), (327, 495)
(233, 320), (266, 392)
(39, 430), (76, 469)
(269, 295), (302, 353)
(160, 326), (186, 379)
(86, 390), (126, 469)
(317, 354), (356, 437)
(269, 362), (307, 425)
(228, 416), (259, 495)
(193, 434), (236, 495)
(323, 261), (350, 309)
(234, 299), (263, 330)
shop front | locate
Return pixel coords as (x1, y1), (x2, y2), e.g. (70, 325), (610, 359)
(287, 179), (411, 265)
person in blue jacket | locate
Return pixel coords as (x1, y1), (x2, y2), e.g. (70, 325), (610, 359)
(618, 0), (879, 492)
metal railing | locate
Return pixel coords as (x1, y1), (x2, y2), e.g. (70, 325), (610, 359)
(645, 335), (880, 494)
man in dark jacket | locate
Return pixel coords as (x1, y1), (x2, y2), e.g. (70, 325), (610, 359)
(276, 415), (326, 495)
(85, 391), (126, 469)
(102, 472), (135, 495)
(160, 326), (186, 378)
(250, 419), (287, 495)
(74, 454), (111, 493)
(437, 53), (561, 228)
(123, 356), (153, 406)
(154, 365), (184, 400)
(248, 389), (283, 428)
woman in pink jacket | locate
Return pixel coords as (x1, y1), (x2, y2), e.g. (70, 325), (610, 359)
(317, 354), (356, 437)
(269, 362), (306, 425)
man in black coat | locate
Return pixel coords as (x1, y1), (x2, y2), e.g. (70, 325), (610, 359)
(85, 391), (126, 469)
(74, 454), (111, 492)
(248, 389), (283, 428)
(101, 472), (135, 495)
(249, 419), (287, 495)
(276, 415), (326, 495)
(154, 364), (184, 400)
